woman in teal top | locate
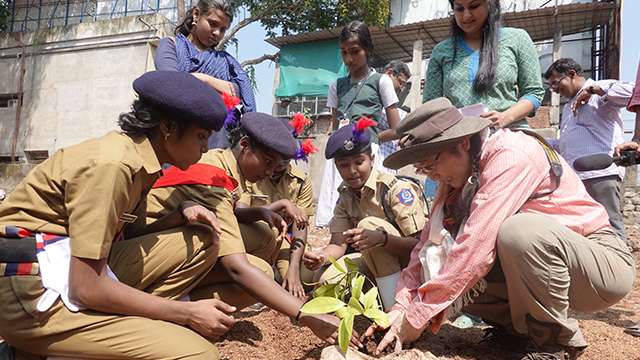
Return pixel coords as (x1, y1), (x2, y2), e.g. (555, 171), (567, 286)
(423, 0), (544, 128)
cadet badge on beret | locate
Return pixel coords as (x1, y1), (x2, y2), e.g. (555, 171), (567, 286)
(397, 188), (415, 205)
(343, 140), (355, 150)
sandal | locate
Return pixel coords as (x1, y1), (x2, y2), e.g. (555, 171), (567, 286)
(624, 323), (640, 337)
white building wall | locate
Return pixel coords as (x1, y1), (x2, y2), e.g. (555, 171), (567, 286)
(0, 13), (172, 158)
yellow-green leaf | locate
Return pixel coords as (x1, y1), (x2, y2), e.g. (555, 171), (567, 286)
(363, 308), (390, 328)
(313, 283), (337, 298)
(351, 275), (365, 302)
(327, 256), (346, 273)
(301, 296), (346, 315)
(343, 256), (359, 272)
(338, 307), (355, 354)
(348, 295), (364, 315)
(335, 306), (350, 319)
(362, 287), (380, 310)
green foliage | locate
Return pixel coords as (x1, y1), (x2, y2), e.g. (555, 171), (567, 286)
(231, 0), (390, 38)
(0, 0), (11, 33)
(300, 257), (389, 354)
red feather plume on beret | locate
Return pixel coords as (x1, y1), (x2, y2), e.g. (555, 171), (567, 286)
(289, 112), (312, 136)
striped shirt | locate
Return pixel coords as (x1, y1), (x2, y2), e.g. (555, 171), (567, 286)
(392, 129), (611, 331)
(553, 79), (634, 180)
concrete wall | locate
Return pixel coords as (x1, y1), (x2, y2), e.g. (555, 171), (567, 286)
(0, 13), (172, 160)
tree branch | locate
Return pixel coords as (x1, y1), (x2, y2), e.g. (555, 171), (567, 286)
(216, 14), (260, 51)
(241, 52), (280, 67)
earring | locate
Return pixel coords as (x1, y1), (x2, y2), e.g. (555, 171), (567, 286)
(192, 18), (197, 25)
(164, 132), (170, 141)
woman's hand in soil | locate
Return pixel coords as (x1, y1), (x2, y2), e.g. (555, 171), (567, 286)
(186, 299), (237, 339)
(375, 311), (424, 355)
(300, 313), (363, 349)
(362, 309), (403, 340)
(282, 267), (306, 299)
(342, 228), (385, 251)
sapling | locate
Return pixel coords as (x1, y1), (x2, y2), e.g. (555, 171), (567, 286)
(300, 256), (390, 354)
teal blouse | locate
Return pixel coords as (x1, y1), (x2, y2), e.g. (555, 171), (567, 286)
(423, 27), (544, 126)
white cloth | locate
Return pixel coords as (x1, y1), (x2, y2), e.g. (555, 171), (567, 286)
(35, 235), (118, 313)
(554, 79), (634, 180)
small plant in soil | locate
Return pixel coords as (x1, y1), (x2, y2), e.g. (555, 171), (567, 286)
(300, 256), (390, 354)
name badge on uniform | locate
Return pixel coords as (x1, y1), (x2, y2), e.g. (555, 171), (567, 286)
(397, 189), (415, 205)
(119, 213), (138, 223)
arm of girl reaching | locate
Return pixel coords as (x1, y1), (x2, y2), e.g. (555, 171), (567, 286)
(224, 52), (257, 112)
(219, 252), (362, 348)
(282, 225), (307, 299)
(64, 162), (234, 339)
(422, 44), (445, 103)
(377, 74), (401, 143)
(398, 144), (548, 331)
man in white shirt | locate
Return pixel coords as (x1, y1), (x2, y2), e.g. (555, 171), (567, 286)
(545, 58), (635, 244)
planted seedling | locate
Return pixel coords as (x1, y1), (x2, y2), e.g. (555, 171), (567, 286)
(300, 256), (390, 354)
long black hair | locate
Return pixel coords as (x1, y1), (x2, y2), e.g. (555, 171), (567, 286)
(175, 0), (234, 37)
(449, 0), (501, 93)
(339, 20), (374, 63)
(118, 100), (188, 138)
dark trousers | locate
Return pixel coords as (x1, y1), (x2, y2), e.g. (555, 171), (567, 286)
(582, 175), (626, 244)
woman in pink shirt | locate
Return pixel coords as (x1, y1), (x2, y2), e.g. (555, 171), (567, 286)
(365, 98), (635, 360)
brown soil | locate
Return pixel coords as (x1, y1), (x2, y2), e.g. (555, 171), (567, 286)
(217, 224), (640, 360)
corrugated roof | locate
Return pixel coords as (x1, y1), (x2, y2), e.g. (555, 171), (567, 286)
(266, 1), (617, 65)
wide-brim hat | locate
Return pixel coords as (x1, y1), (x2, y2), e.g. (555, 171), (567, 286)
(383, 97), (492, 170)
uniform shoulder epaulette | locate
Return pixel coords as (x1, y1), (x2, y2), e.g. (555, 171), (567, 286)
(288, 165), (308, 181)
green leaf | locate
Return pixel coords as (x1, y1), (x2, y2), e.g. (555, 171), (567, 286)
(348, 295), (364, 315)
(363, 308), (390, 328)
(338, 307), (355, 354)
(300, 296), (346, 315)
(362, 287), (380, 310)
(335, 306), (350, 319)
(343, 256), (359, 272)
(313, 283), (337, 298)
(351, 275), (365, 302)
(327, 256), (346, 273)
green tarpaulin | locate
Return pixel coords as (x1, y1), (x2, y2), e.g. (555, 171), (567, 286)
(275, 39), (347, 97)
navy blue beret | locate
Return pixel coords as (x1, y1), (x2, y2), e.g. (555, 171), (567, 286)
(325, 124), (372, 159)
(240, 112), (298, 159)
(133, 71), (226, 131)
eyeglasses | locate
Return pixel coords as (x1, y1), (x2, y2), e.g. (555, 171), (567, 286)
(415, 152), (442, 175)
(547, 75), (567, 89)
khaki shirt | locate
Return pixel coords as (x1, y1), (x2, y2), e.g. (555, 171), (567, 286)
(146, 148), (246, 257)
(0, 131), (161, 260)
(329, 169), (426, 236)
(242, 164), (314, 216)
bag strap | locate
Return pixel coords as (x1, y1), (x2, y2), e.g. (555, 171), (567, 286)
(518, 129), (563, 199)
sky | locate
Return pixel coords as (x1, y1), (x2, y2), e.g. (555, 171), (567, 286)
(232, 20), (279, 113)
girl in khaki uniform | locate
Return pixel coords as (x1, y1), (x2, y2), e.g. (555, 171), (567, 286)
(303, 120), (427, 311)
(146, 111), (362, 347)
(0, 71), (236, 359)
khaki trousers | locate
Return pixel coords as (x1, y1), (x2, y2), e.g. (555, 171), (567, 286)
(0, 225), (219, 359)
(464, 213), (635, 348)
(358, 217), (408, 278)
(190, 221), (280, 310)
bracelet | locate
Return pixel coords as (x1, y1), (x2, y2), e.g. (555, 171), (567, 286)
(380, 229), (389, 247)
